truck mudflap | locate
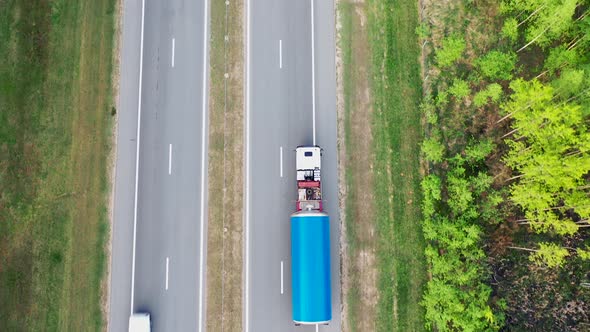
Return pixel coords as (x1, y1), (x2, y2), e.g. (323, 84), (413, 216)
(290, 211), (332, 324)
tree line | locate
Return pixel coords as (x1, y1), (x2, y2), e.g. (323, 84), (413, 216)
(418, 0), (590, 330)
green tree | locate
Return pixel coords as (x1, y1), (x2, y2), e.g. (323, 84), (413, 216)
(422, 137), (445, 163)
(436, 89), (449, 108)
(421, 174), (442, 218)
(474, 83), (503, 107)
(502, 17), (518, 42)
(551, 68), (585, 97)
(503, 79), (590, 236)
(509, 243), (569, 268)
(577, 247), (590, 260)
(448, 78), (470, 100)
(415, 22), (430, 41)
(544, 45), (581, 74)
(530, 243), (570, 268)
(421, 154), (503, 330)
(420, 98), (438, 125)
(501, 0), (579, 49)
(436, 34), (466, 67)
(476, 51), (517, 80)
(465, 139), (495, 162)
(447, 167), (474, 215)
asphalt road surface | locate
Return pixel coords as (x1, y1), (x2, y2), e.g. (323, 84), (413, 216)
(245, 0), (341, 331)
(109, 0), (209, 331)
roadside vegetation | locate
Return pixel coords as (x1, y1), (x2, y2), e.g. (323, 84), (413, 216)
(418, 0), (590, 330)
(337, 0), (426, 330)
(205, 0), (244, 330)
(0, 0), (118, 330)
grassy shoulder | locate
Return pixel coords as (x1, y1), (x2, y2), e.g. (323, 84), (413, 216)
(0, 0), (117, 330)
(338, 2), (378, 331)
(205, 0), (244, 330)
(337, 0), (426, 331)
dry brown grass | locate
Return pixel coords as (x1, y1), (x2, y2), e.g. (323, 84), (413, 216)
(205, 0), (244, 331)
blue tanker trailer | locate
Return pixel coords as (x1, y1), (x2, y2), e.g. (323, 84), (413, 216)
(291, 146), (332, 325)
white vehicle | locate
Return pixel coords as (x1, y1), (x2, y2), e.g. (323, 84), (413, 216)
(129, 313), (151, 332)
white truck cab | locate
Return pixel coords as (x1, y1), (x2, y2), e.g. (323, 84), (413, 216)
(129, 313), (151, 332)
(295, 146), (323, 211)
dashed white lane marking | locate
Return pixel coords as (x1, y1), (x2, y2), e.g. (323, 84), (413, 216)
(168, 144), (172, 175)
(280, 261), (284, 294)
(171, 38), (175, 68)
(165, 257), (170, 290)
(280, 146), (283, 178)
(279, 39), (283, 69)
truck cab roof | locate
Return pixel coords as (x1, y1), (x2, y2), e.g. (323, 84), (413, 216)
(296, 146), (321, 180)
(129, 313), (151, 332)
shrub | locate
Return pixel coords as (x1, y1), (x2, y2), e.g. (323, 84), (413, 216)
(476, 51), (516, 81)
(436, 35), (466, 67)
(420, 99), (438, 125)
(501, 17), (518, 42)
(422, 138), (445, 163)
(448, 79), (470, 100)
(465, 138), (495, 163)
(421, 174), (442, 218)
(551, 68), (585, 98)
(544, 46), (580, 74)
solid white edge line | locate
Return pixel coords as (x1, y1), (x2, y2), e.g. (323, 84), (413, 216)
(280, 261), (284, 294)
(172, 37), (175, 68)
(280, 146), (283, 178)
(279, 39), (282, 69)
(311, 0), (316, 146)
(166, 257), (170, 290)
(198, 0), (210, 331)
(130, 0), (146, 315)
(168, 144), (172, 175)
(244, 0), (251, 329)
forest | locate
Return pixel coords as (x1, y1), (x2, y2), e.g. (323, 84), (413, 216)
(418, 0), (590, 330)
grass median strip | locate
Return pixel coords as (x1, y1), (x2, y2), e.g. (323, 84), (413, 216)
(337, 0), (427, 330)
(0, 0), (117, 330)
(205, 0), (244, 331)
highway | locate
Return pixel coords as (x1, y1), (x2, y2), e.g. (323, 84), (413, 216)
(109, 0), (209, 331)
(245, 0), (341, 331)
